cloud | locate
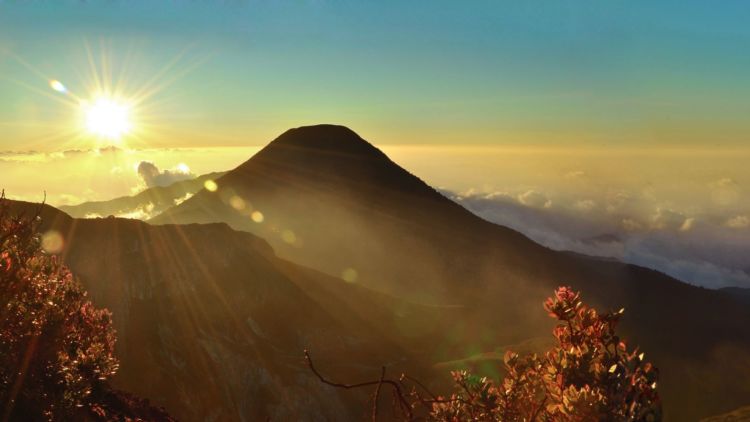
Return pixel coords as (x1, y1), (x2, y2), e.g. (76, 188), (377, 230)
(564, 170), (586, 179)
(449, 190), (750, 289)
(621, 218), (644, 232)
(136, 161), (194, 188)
(605, 191), (633, 213)
(711, 177), (738, 188)
(679, 217), (696, 232)
(572, 199), (596, 212)
(57, 193), (83, 206)
(0, 147), (125, 163)
(651, 208), (691, 231)
(710, 177), (741, 206)
(623, 246), (750, 290)
(517, 190), (552, 208)
(726, 215), (749, 229)
(174, 192), (194, 206)
(82, 202), (157, 220)
(0, 146), (252, 210)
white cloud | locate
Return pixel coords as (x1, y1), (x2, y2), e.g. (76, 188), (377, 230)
(651, 208), (691, 231)
(137, 161), (194, 188)
(517, 190), (552, 208)
(450, 189), (750, 289)
(174, 192), (194, 206)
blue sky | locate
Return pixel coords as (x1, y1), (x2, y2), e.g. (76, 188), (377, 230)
(1, 1), (749, 149)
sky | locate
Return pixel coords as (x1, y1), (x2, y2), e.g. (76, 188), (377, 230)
(0, 1), (748, 288)
(2, 1), (750, 150)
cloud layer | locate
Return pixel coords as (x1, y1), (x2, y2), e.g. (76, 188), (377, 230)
(449, 189), (750, 289)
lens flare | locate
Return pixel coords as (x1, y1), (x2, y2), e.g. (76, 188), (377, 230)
(41, 230), (64, 254)
(229, 195), (246, 211)
(281, 229), (296, 244)
(49, 80), (67, 93)
(341, 268), (358, 283)
(204, 180), (218, 192)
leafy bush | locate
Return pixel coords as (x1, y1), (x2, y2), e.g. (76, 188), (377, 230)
(0, 198), (118, 420)
(308, 287), (661, 421)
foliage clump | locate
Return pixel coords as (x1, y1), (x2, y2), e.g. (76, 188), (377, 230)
(0, 197), (118, 420)
(308, 287), (661, 421)
(430, 286), (660, 421)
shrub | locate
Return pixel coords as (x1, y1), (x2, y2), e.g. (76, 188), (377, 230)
(307, 286), (661, 421)
(0, 197), (118, 420)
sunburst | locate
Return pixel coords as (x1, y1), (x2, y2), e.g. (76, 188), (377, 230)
(2, 40), (207, 150)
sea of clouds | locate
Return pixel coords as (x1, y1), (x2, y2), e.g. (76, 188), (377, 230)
(447, 187), (750, 289)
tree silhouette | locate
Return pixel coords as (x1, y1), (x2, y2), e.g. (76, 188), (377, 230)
(0, 195), (118, 420)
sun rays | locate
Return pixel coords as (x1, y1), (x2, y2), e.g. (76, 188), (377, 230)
(0, 39), (211, 152)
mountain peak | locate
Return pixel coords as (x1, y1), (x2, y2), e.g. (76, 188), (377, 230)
(189, 124), (469, 221)
(265, 124), (388, 160)
(229, 124), (415, 190)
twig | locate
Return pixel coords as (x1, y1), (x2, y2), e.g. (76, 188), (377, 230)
(304, 350), (413, 420)
(372, 366), (385, 421)
(402, 374), (439, 401)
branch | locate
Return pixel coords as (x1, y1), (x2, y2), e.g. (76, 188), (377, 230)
(304, 350), (413, 420)
(371, 366), (385, 421)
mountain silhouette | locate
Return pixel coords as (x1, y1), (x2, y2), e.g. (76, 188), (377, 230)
(152, 124), (750, 420)
(153, 125), (546, 303)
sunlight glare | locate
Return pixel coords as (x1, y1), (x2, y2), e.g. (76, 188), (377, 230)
(83, 97), (132, 140)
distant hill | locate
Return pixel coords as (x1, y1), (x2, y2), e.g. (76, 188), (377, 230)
(152, 124), (750, 420)
(8, 200), (453, 420)
(59, 171), (226, 219)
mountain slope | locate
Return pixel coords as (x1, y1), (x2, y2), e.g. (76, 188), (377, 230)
(153, 124), (750, 420)
(153, 125), (549, 304)
(9, 200), (443, 421)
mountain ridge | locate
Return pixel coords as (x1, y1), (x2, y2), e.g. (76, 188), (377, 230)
(59, 171), (227, 219)
(6, 199), (448, 420)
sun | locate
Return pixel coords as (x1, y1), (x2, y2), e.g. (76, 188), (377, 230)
(82, 97), (132, 140)
(35, 44), (206, 149)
